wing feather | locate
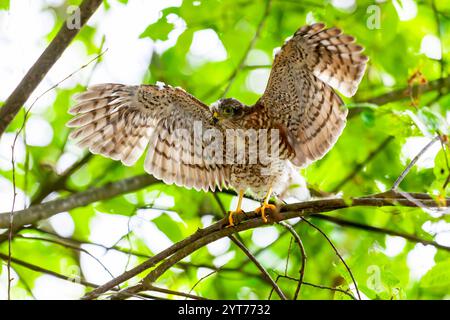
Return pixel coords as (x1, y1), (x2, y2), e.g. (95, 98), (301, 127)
(260, 23), (366, 167)
(68, 83), (230, 192)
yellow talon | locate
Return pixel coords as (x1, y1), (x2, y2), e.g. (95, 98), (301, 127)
(255, 188), (276, 223)
(255, 203), (277, 223)
(226, 189), (245, 227)
(228, 209), (244, 227)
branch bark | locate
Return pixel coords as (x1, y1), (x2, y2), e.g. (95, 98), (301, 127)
(0, 174), (159, 229)
(0, 0), (103, 136)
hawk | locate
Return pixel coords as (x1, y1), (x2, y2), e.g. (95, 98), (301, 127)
(67, 23), (367, 225)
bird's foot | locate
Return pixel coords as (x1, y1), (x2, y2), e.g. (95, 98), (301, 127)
(255, 203), (277, 223)
(227, 209), (245, 227)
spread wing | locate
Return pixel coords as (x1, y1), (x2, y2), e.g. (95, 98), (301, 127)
(67, 83), (230, 192)
(260, 23), (368, 167)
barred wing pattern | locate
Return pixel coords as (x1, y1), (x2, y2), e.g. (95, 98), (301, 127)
(261, 23), (368, 167)
(67, 84), (230, 192)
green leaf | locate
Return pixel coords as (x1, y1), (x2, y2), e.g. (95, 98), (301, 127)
(95, 196), (136, 216)
(360, 110), (376, 127)
(421, 260), (450, 289)
(434, 148), (450, 182)
(140, 18), (175, 41)
(0, 0), (10, 10)
(152, 213), (184, 242)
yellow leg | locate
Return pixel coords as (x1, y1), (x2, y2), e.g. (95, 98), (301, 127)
(255, 188), (277, 223)
(228, 190), (245, 226)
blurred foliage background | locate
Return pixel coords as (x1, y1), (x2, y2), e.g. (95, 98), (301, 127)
(0, 0), (450, 300)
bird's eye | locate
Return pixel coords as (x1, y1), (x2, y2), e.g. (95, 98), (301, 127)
(223, 106), (234, 115)
(234, 108), (243, 116)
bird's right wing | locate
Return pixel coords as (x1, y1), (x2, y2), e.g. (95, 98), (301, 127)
(260, 23), (368, 167)
(67, 83), (230, 192)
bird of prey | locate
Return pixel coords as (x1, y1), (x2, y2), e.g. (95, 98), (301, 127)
(67, 23), (367, 226)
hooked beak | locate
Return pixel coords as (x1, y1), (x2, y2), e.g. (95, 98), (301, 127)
(212, 111), (219, 124)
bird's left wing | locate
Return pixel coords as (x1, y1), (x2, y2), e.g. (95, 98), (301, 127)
(67, 83), (230, 192)
(259, 23), (368, 167)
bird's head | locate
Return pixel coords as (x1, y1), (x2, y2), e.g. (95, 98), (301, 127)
(211, 98), (246, 125)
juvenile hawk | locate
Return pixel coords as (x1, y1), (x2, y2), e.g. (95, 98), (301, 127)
(67, 23), (367, 225)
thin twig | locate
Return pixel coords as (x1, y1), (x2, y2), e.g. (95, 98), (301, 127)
(201, 0), (272, 101)
(279, 222), (307, 300)
(221, 0), (271, 98)
(230, 236), (287, 300)
(302, 281), (355, 300)
(31, 153), (93, 205)
(285, 237), (293, 275)
(0, 252), (160, 300)
(212, 193), (287, 299)
(14, 234), (117, 283)
(7, 141), (17, 300)
(332, 136), (394, 192)
(301, 219), (361, 300)
(312, 213), (450, 252)
(0, 0), (103, 136)
(431, 0), (446, 79)
(392, 135), (440, 190)
(187, 270), (217, 298)
(145, 285), (208, 300)
(277, 274), (356, 300)
(267, 233), (293, 300)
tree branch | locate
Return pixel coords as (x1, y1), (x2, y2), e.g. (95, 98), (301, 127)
(0, 252), (98, 289)
(0, 0), (103, 136)
(0, 252), (165, 300)
(0, 174), (159, 229)
(312, 213), (450, 251)
(82, 192), (449, 300)
(349, 75), (450, 118)
(212, 193), (286, 299)
(392, 135), (440, 190)
(31, 153), (93, 205)
(0, 170), (446, 234)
